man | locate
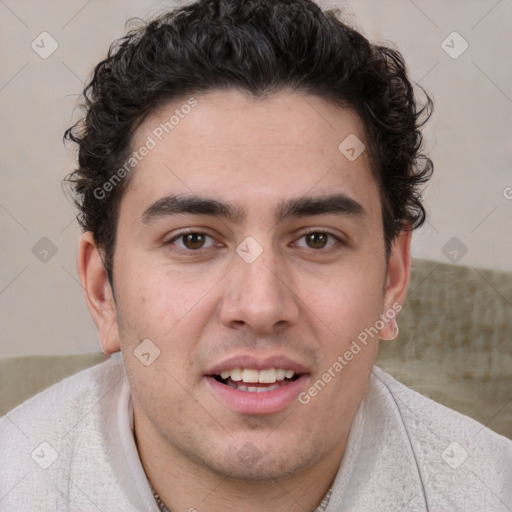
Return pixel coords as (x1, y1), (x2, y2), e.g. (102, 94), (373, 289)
(1, 0), (510, 510)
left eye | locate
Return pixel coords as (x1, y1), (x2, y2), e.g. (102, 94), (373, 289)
(294, 232), (340, 250)
(168, 232), (217, 250)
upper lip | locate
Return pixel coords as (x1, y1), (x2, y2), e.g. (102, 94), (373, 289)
(205, 354), (312, 376)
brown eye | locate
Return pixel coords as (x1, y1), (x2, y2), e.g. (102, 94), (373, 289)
(182, 233), (206, 249)
(305, 232), (328, 249)
(165, 231), (219, 253)
(293, 231), (341, 251)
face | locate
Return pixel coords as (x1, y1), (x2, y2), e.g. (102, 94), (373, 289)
(80, 89), (410, 483)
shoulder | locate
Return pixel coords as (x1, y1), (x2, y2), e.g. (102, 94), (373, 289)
(0, 355), (130, 511)
(371, 366), (512, 510)
(1, 354), (125, 436)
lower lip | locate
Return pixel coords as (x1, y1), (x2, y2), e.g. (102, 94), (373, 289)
(205, 375), (309, 415)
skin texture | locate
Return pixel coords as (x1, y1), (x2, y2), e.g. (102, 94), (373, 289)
(78, 89), (411, 512)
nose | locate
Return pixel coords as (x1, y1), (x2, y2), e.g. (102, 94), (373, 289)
(219, 245), (300, 334)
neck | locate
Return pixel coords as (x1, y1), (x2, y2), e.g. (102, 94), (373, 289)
(134, 414), (347, 512)
(150, 479), (333, 512)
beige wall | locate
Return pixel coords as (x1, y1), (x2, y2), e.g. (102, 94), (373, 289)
(1, 0), (511, 356)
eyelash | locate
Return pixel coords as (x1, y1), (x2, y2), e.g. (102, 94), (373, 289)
(164, 230), (344, 253)
(165, 231), (219, 251)
(292, 230), (343, 251)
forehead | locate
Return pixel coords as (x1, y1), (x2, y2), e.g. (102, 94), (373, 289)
(122, 89), (378, 218)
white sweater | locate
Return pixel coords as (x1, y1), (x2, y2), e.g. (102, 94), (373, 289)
(1, 354), (511, 511)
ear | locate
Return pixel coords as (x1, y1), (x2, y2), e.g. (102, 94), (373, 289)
(379, 229), (412, 340)
(77, 232), (120, 354)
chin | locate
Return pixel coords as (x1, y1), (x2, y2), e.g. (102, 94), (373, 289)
(196, 441), (322, 483)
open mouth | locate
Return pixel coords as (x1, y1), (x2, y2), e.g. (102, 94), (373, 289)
(212, 368), (301, 393)
(205, 358), (311, 414)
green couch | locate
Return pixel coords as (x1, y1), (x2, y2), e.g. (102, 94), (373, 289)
(1, 259), (511, 439)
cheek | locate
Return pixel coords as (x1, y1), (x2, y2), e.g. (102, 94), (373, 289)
(301, 278), (381, 421)
(304, 262), (384, 339)
(114, 262), (222, 383)
(115, 262), (208, 339)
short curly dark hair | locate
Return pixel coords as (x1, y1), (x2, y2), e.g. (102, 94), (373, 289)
(64, 0), (433, 287)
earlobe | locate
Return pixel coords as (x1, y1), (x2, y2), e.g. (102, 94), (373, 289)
(380, 317), (400, 341)
(77, 232), (120, 354)
(379, 230), (412, 341)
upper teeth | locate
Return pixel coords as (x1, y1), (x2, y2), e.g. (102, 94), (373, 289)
(219, 368), (295, 383)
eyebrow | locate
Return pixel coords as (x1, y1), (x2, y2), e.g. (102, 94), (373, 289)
(275, 194), (365, 222)
(141, 195), (245, 224)
(140, 193), (366, 225)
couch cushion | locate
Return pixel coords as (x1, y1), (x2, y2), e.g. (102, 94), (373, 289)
(0, 352), (107, 414)
(377, 259), (512, 439)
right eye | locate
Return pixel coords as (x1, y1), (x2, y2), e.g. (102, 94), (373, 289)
(165, 232), (218, 251)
